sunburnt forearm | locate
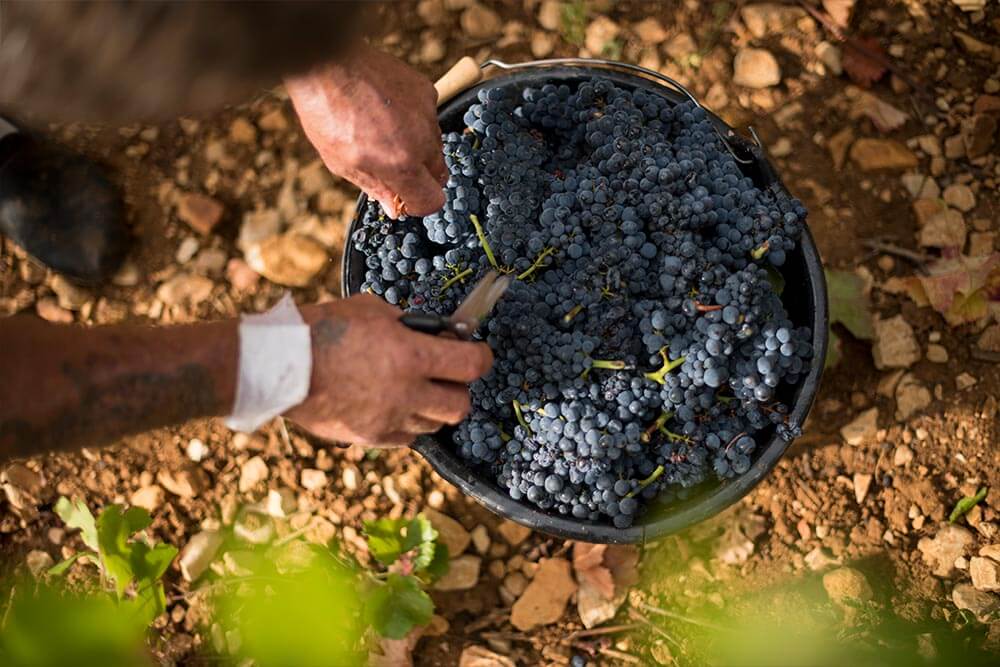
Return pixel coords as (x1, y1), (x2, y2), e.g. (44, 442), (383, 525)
(0, 316), (238, 460)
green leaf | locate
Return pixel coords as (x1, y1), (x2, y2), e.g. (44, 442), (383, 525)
(365, 574), (434, 639)
(765, 265), (786, 295)
(123, 506), (152, 534)
(403, 516), (438, 573)
(825, 331), (842, 368)
(54, 497), (99, 551)
(949, 487), (989, 523)
(826, 269), (874, 340)
(423, 543), (450, 582)
(131, 542), (177, 584)
(96, 505), (136, 597)
(363, 518), (409, 567)
(47, 550), (95, 577)
(124, 581), (167, 627)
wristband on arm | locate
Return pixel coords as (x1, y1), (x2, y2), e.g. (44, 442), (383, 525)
(225, 293), (312, 432)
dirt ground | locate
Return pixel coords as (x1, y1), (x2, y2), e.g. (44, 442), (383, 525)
(2, 1), (1000, 665)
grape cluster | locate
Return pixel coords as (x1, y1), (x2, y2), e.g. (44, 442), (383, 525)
(352, 77), (813, 528)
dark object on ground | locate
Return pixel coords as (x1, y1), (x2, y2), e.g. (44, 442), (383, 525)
(0, 128), (130, 283)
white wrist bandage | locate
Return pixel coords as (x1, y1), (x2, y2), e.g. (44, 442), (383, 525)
(225, 293), (312, 433)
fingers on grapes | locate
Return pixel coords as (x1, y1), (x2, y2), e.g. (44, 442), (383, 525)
(417, 382), (472, 425)
(388, 166), (446, 217)
(413, 336), (493, 383)
(402, 415), (445, 434)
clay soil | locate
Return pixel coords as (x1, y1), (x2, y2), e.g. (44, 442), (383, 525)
(2, 1), (999, 665)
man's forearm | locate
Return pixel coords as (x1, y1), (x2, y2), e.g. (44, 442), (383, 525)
(0, 316), (238, 460)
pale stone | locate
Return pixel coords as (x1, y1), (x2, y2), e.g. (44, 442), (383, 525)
(433, 554), (481, 591)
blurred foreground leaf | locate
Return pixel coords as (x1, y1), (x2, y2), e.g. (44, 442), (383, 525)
(216, 558), (365, 666)
(0, 581), (150, 667)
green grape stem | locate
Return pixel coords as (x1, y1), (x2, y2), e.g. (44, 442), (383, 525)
(591, 359), (627, 370)
(563, 304), (584, 324)
(644, 347), (687, 385)
(469, 214), (498, 269)
(517, 247), (556, 280)
(512, 400), (530, 433)
(641, 411), (674, 443)
(751, 240), (770, 260)
(626, 465), (664, 498)
(441, 267), (473, 292)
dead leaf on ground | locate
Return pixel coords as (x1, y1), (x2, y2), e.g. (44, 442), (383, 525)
(825, 268), (875, 366)
(843, 37), (888, 88)
(894, 253), (1000, 327)
(572, 542), (641, 600)
(369, 626), (424, 667)
(572, 543), (615, 599)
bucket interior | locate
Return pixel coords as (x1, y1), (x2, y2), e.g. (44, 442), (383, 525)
(341, 65), (828, 544)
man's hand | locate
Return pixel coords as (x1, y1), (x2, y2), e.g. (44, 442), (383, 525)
(286, 43), (447, 219)
(288, 295), (493, 447)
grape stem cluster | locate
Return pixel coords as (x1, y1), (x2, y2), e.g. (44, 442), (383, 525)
(644, 347), (687, 385)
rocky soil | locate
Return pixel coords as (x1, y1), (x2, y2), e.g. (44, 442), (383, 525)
(2, 1), (1000, 665)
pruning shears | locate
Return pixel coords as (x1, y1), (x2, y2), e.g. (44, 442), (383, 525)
(400, 270), (510, 340)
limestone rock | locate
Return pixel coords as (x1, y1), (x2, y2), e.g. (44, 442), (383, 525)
(733, 48), (782, 88)
(423, 507), (471, 557)
(177, 193), (224, 235)
(498, 520), (532, 546)
(510, 558), (577, 630)
(585, 16), (620, 55)
(433, 554), (481, 591)
(823, 567), (873, 605)
(970, 556), (1000, 592)
(245, 233), (328, 287)
(918, 524), (974, 577)
(850, 139), (918, 171)
(840, 407), (878, 446)
(157, 273), (213, 307)
(537, 0), (562, 31)
(872, 315), (920, 369)
(952, 583), (1000, 622)
(741, 3), (806, 38)
(461, 3), (502, 40)
(633, 17), (668, 44)
(239, 456), (269, 493)
(895, 373), (931, 421)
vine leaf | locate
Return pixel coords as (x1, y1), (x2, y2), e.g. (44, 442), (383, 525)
(843, 37), (888, 87)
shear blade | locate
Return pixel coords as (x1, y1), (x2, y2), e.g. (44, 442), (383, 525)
(451, 270), (511, 331)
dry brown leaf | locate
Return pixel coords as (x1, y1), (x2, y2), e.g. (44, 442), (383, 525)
(572, 542), (607, 572)
(604, 545), (640, 591)
(369, 625), (424, 667)
(572, 542), (640, 600)
(896, 254), (1000, 327)
(843, 37), (888, 88)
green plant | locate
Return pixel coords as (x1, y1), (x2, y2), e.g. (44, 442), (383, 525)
(50, 497), (177, 625)
(362, 514), (449, 639)
(561, 0), (588, 46)
(949, 487), (989, 523)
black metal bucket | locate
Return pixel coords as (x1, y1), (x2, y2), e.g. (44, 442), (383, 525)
(341, 60), (828, 544)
